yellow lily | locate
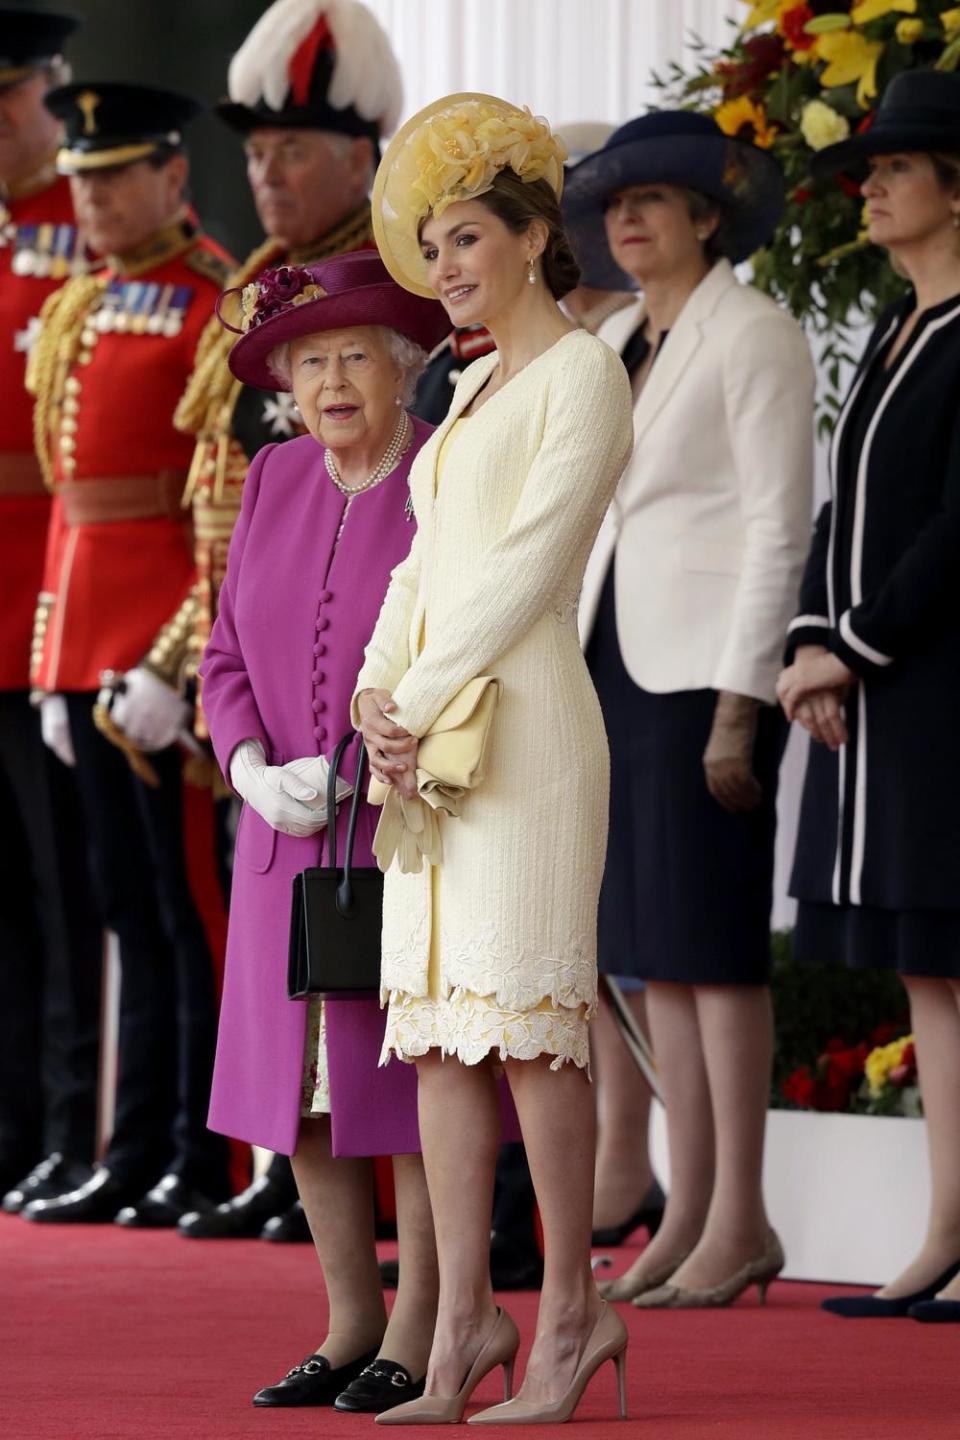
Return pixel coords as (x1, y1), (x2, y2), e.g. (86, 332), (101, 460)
(740, 0), (782, 28)
(851, 0), (916, 23)
(817, 30), (884, 107)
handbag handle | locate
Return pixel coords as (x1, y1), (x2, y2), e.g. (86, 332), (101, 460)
(327, 732), (369, 918)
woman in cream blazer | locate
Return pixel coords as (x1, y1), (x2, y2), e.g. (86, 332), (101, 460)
(565, 113), (814, 1311)
(354, 97), (634, 1425)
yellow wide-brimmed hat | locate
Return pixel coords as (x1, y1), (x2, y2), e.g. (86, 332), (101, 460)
(372, 92), (567, 298)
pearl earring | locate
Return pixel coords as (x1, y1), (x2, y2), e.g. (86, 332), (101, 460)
(953, 213), (960, 230)
(527, 257), (537, 285)
(394, 394), (402, 406)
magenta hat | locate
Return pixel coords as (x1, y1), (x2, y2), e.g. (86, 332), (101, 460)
(223, 250), (450, 391)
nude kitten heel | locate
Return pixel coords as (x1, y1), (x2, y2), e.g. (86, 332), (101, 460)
(375, 1307), (520, 1425)
(633, 1230), (785, 1310)
(467, 1301), (629, 1425)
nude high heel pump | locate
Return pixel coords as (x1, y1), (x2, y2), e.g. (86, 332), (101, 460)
(633, 1230), (785, 1310)
(375, 1307), (520, 1426)
(467, 1302), (629, 1425)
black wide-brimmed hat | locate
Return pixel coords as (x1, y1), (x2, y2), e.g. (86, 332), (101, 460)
(0, 6), (77, 90)
(563, 110), (785, 289)
(811, 69), (960, 180)
(45, 82), (202, 174)
(216, 0), (401, 146)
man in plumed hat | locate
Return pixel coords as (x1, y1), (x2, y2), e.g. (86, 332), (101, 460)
(22, 81), (236, 1226)
(0, 6), (105, 1217)
(113, 0), (407, 1243)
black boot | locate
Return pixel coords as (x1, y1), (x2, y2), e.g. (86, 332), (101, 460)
(3, 1152), (93, 1214)
(178, 1166), (296, 1239)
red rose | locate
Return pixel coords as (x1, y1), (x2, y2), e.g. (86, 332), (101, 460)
(718, 33), (786, 99)
(838, 173), (863, 199)
(793, 186), (812, 204)
(783, 1067), (817, 1107)
(780, 4), (816, 51)
(901, 1041), (916, 1072)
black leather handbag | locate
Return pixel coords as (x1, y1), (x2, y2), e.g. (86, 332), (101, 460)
(287, 732), (383, 1000)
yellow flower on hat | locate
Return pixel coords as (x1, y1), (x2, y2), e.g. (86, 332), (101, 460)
(850, 0), (916, 23)
(715, 94), (778, 148)
(817, 30), (884, 107)
(405, 100), (567, 223)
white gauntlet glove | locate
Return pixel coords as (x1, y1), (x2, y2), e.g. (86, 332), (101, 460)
(40, 694), (75, 767)
(230, 740), (335, 837)
(105, 667), (191, 753)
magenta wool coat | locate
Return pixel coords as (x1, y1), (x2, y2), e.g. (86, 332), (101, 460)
(201, 420), (432, 1158)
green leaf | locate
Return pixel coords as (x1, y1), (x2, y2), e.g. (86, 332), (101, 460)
(804, 13), (853, 35)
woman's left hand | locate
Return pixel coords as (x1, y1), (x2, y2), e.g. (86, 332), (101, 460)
(776, 650), (855, 720)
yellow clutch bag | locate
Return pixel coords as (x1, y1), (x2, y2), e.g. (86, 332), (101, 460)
(369, 675), (501, 874)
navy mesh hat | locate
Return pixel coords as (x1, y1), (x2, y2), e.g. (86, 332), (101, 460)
(563, 110), (785, 288)
(811, 69), (960, 180)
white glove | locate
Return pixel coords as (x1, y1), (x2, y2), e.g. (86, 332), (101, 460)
(106, 667), (191, 753)
(40, 694), (75, 767)
(283, 755), (353, 811)
(230, 740), (329, 837)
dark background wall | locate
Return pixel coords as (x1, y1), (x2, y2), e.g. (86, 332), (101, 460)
(24, 0), (272, 258)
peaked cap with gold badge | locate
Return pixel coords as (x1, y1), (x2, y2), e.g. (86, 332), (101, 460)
(0, 5), (76, 92)
(44, 82), (201, 175)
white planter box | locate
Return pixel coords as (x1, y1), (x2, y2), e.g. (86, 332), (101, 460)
(650, 1102), (929, 1286)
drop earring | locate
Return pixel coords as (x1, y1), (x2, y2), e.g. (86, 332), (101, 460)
(527, 257), (537, 285)
(953, 213), (960, 229)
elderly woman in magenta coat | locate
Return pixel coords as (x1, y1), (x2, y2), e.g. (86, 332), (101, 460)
(201, 252), (450, 1414)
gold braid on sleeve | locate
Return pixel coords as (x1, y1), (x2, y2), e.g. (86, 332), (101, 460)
(142, 586), (200, 689)
(26, 275), (107, 490)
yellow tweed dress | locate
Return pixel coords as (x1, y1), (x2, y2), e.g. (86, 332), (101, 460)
(383, 418), (590, 1071)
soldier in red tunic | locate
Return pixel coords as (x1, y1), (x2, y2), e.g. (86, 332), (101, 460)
(0, 6), (105, 1217)
(23, 83), (235, 1226)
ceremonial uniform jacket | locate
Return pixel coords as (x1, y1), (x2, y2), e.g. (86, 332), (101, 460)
(0, 166), (85, 690)
(28, 218), (231, 694)
(787, 294), (960, 911)
(161, 205), (374, 714)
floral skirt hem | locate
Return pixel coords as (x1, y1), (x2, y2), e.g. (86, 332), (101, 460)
(379, 986), (591, 1074)
(300, 996), (331, 1117)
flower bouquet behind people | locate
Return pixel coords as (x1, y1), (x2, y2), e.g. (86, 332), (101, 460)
(654, 1), (960, 421)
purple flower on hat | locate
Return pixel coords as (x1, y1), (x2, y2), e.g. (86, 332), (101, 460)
(263, 265), (307, 302)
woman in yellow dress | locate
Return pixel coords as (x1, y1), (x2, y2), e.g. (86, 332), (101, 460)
(353, 96), (634, 1425)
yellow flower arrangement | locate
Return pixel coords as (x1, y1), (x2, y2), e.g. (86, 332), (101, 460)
(896, 17), (925, 41)
(404, 100), (567, 223)
(850, 0), (917, 23)
(864, 1034), (915, 1097)
(943, 6), (960, 39)
(800, 97), (851, 149)
(817, 29), (884, 107)
(715, 94), (778, 148)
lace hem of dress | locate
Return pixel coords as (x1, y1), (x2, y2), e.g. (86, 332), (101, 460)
(300, 996), (331, 1117)
(379, 985), (591, 1074)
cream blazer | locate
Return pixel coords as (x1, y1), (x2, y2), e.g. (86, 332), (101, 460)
(353, 330), (634, 1017)
(579, 260), (815, 703)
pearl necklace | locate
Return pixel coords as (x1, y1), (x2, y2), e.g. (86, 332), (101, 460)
(324, 410), (411, 497)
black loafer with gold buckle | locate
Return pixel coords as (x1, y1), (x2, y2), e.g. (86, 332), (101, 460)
(334, 1360), (426, 1414)
(252, 1347), (380, 1407)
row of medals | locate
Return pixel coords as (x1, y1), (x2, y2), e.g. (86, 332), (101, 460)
(88, 283), (188, 339)
(8, 222), (87, 280)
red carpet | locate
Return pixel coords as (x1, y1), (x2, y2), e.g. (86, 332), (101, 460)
(4, 1216), (957, 1439)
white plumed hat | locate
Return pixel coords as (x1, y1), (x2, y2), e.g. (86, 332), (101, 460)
(218, 0), (402, 141)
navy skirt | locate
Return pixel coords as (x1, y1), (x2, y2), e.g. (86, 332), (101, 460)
(794, 901), (960, 979)
(586, 564), (785, 986)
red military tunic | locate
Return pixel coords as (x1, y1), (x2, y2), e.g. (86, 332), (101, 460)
(30, 220), (232, 693)
(0, 166), (84, 690)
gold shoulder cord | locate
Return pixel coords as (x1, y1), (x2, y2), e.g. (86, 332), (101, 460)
(26, 274), (107, 489)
